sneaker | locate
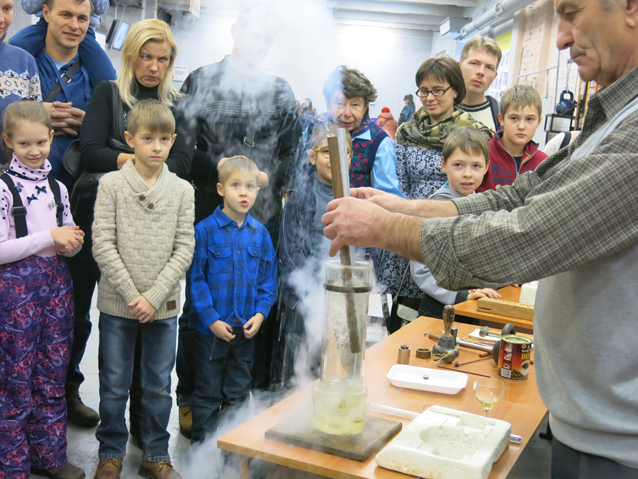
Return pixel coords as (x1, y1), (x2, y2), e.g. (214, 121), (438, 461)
(66, 382), (100, 428)
(31, 462), (86, 479)
(178, 406), (192, 439)
(94, 459), (123, 479)
(138, 460), (181, 479)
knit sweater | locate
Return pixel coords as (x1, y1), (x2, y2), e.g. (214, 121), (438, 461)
(92, 160), (195, 320)
(0, 41), (41, 163)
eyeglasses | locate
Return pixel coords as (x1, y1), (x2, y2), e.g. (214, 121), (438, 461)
(416, 85), (453, 98)
(313, 147), (354, 159)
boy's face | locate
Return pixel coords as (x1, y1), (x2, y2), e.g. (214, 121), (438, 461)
(498, 105), (542, 153)
(124, 129), (176, 172)
(441, 148), (489, 196)
(217, 171), (260, 220)
(309, 139), (352, 184)
(459, 48), (499, 97)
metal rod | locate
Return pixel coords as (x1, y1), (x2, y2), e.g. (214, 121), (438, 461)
(437, 364), (491, 378)
(327, 133), (360, 354)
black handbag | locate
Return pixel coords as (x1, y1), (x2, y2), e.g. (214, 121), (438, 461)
(66, 82), (133, 205)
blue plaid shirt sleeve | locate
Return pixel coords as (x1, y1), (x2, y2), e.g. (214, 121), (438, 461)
(190, 224), (221, 328)
(254, 231), (278, 318)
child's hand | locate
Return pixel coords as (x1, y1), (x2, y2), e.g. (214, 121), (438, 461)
(208, 320), (236, 342)
(468, 288), (501, 300)
(128, 296), (156, 323)
(244, 313), (264, 339)
(51, 226), (84, 253)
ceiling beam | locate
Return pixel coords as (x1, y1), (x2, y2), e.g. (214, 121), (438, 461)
(336, 19), (437, 33)
(333, 9), (444, 27)
(334, 0), (467, 18)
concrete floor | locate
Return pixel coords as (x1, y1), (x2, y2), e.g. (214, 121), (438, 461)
(31, 289), (552, 479)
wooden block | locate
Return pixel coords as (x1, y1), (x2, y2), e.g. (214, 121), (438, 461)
(477, 298), (534, 320)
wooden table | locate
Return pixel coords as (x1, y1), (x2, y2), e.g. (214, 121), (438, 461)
(454, 286), (534, 330)
(218, 317), (547, 479)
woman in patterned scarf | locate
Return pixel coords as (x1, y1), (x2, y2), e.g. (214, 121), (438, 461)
(317, 66), (402, 197)
(379, 56), (493, 334)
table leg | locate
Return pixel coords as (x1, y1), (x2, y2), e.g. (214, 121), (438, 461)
(239, 456), (250, 479)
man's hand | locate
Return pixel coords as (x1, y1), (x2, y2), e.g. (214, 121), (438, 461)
(208, 320), (236, 342)
(322, 196), (390, 257)
(244, 313), (264, 339)
(351, 187), (405, 212)
(43, 101), (85, 136)
(128, 296), (156, 323)
(467, 288), (501, 300)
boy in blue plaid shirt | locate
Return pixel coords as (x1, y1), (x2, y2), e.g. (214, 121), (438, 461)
(187, 156), (277, 443)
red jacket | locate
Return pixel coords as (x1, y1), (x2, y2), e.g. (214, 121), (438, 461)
(376, 111), (397, 140)
(477, 131), (548, 192)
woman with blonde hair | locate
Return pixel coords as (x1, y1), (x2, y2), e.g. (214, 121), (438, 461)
(66, 21), (191, 475)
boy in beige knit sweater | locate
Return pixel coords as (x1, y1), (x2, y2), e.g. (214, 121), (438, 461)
(92, 100), (195, 479)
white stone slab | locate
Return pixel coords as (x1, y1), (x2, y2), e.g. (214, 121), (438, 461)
(375, 406), (511, 479)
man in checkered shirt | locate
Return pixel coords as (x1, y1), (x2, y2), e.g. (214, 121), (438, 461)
(322, 0), (638, 476)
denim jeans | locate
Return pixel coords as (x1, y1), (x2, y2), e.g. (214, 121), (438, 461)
(187, 326), (255, 443)
(96, 313), (176, 461)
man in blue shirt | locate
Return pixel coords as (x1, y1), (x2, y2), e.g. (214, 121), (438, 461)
(187, 156), (277, 444)
(11, 0), (105, 187)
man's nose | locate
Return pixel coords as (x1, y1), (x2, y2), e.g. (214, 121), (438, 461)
(556, 19), (573, 51)
(68, 16), (79, 29)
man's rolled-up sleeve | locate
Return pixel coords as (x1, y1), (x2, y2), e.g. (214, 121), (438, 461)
(420, 121), (638, 291)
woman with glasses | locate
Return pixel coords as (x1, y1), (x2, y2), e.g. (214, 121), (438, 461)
(318, 65), (402, 196)
(377, 56), (492, 334)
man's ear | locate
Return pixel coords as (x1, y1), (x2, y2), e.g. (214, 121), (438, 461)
(42, 3), (51, 22)
(498, 113), (504, 127)
(124, 131), (135, 149)
(626, 0), (638, 27)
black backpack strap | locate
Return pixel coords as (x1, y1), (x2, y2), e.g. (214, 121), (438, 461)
(559, 131), (572, 150)
(47, 176), (64, 227)
(0, 173), (28, 238)
(44, 59), (83, 103)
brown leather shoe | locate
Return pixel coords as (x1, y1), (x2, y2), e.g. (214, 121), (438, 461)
(94, 459), (123, 479)
(138, 460), (181, 479)
(66, 382), (100, 428)
(178, 406), (191, 439)
(31, 462), (86, 479)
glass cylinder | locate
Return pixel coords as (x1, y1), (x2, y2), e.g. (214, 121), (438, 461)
(311, 259), (372, 435)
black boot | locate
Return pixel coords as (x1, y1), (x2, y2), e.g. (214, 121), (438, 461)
(66, 382), (100, 428)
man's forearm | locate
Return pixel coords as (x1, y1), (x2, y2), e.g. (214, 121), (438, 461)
(377, 211), (425, 262)
(396, 198), (459, 219)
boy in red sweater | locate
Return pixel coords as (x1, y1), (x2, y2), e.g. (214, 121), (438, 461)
(477, 85), (547, 191)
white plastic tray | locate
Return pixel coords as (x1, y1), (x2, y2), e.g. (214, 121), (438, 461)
(387, 364), (468, 395)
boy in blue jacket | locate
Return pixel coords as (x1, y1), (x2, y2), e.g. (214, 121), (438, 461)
(187, 156), (277, 443)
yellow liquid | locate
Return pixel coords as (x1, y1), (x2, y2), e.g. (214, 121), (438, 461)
(312, 381), (367, 435)
(475, 390), (502, 410)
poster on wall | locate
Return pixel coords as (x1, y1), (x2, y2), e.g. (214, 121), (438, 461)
(485, 32), (512, 102)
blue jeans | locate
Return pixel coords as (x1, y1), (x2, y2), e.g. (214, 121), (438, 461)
(187, 326), (255, 443)
(96, 313), (176, 461)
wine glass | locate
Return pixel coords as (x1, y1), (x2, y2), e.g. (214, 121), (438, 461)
(473, 378), (506, 417)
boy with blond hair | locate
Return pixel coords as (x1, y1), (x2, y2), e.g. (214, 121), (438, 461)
(92, 99), (195, 479)
(410, 127), (500, 319)
(187, 156), (277, 443)
(477, 84), (548, 192)
(458, 36), (502, 131)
